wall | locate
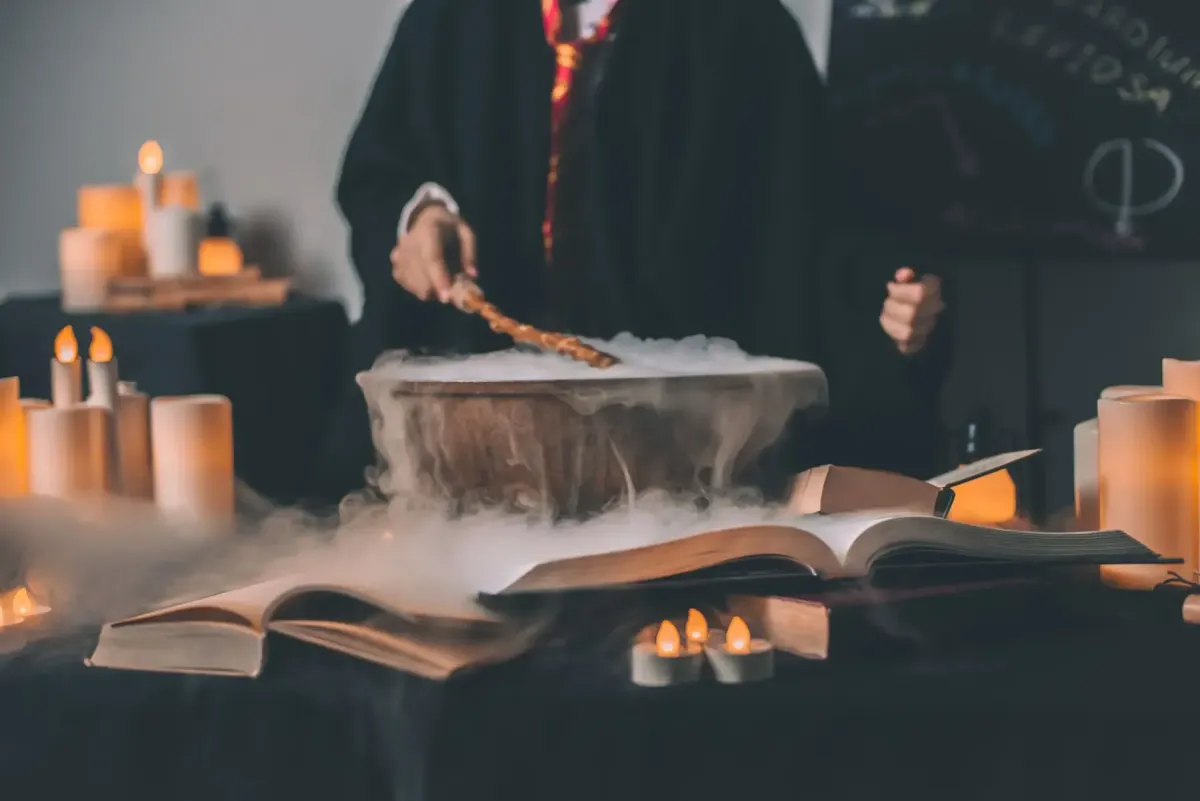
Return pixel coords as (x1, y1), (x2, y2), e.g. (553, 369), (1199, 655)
(0, 0), (832, 317)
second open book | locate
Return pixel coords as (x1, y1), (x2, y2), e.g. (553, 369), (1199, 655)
(87, 498), (1163, 681)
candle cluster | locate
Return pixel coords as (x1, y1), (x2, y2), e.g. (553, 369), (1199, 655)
(0, 326), (235, 523)
(59, 141), (243, 312)
(1074, 360), (1200, 589)
(630, 608), (774, 687)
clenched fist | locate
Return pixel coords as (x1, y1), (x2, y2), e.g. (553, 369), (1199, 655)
(391, 203), (477, 303)
(879, 267), (944, 355)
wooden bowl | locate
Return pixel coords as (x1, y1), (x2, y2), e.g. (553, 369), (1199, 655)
(359, 365), (827, 519)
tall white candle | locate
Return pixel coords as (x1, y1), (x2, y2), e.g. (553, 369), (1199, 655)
(85, 326), (121, 493)
(135, 140), (163, 237)
(27, 405), (110, 501)
(150, 395), (234, 525)
(50, 326), (82, 408)
(146, 206), (199, 278)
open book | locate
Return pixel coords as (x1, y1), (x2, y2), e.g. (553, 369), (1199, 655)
(484, 512), (1166, 596)
(789, 450), (1039, 517)
(87, 573), (547, 680)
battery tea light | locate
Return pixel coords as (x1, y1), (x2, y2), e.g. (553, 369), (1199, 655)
(630, 619), (703, 687)
(704, 616), (775, 684)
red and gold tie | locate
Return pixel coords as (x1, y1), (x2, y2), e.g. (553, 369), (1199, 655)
(539, 0), (621, 261)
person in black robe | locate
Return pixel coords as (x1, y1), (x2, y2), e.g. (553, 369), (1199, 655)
(318, 0), (951, 503)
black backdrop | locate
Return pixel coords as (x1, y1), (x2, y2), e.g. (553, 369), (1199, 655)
(827, 0), (1200, 258)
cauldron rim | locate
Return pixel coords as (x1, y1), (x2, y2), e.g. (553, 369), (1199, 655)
(360, 363), (827, 398)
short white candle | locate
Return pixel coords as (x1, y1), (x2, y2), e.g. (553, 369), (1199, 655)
(50, 326), (82, 408)
(150, 394), (235, 526)
(146, 206), (199, 278)
(115, 382), (153, 499)
(27, 405), (110, 501)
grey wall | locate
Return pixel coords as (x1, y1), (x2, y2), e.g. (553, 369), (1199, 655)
(0, 0), (833, 318)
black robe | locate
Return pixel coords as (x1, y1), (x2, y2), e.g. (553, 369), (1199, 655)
(320, 0), (953, 502)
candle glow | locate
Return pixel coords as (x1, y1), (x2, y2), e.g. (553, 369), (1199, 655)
(655, 620), (681, 657)
(725, 616), (751, 654)
(685, 608), (708, 644)
(89, 327), (114, 363)
(54, 326), (78, 363)
(138, 140), (164, 175)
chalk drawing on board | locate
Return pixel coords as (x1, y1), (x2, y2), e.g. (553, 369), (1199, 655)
(1083, 138), (1183, 237)
(843, 0), (939, 19)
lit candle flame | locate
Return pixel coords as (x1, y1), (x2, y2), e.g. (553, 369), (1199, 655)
(725, 616), (751, 655)
(138, 140), (164, 175)
(88, 327), (114, 363)
(685, 608), (708, 644)
(54, 325), (78, 363)
(11, 588), (33, 618)
(655, 620), (681, 657)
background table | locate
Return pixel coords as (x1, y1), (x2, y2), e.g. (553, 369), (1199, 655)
(0, 614), (1193, 801)
(0, 294), (349, 505)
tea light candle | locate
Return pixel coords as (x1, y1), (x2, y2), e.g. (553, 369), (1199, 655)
(704, 616), (775, 684)
(50, 326), (82, 408)
(116, 382), (153, 499)
(85, 327), (121, 492)
(630, 620), (703, 687)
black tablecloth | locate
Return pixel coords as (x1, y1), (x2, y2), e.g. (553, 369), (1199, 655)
(0, 294), (349, 504)
(0, 617), (1195, 801)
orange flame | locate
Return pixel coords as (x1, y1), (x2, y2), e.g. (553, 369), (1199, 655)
(685, 608), (708, 644)
(138, 140), (163, 175)
(88, 327), (113, 363)
(655, 620), (681, 657)
(725, 616), (751, 655)
(54, 325), (78, 363)
(11, 588), (33, 618)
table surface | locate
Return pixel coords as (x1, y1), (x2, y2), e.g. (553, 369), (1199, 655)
(0, 612), (1194, 801)
(0, 293), (349, 504)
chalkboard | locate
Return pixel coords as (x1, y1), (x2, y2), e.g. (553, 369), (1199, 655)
(827, 0), (1200, 257)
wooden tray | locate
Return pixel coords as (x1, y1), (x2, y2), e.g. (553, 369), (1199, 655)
(101, 267), (290, 312)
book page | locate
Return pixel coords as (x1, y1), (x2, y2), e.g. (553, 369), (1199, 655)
(112, 576), (304, 631)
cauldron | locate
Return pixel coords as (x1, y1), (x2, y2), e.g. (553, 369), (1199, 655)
(358, 354), (827, 519)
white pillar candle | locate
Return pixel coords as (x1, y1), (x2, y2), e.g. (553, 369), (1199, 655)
(0, 378), (25, 498)
(27, 405), (111, 501)
(1099, 393), (1199, 589)
(150, 395), (234, 525)
(85, 327), (121, 493)
(116, 382), (152, 499)
(145, 206), (199, 278)
(59, 228), (144, 312)
(50, 326), (82, 408)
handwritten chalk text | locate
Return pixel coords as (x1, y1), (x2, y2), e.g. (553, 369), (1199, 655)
(993, 9), (1174, 112)
(1052, 0), (1200, 92)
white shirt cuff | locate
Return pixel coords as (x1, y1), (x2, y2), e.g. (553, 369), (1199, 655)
(398, 183), (459, 236)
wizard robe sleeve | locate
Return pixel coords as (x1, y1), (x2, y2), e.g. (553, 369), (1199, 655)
(607, 0), (952, 479)
(335, 0), (446, 358)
